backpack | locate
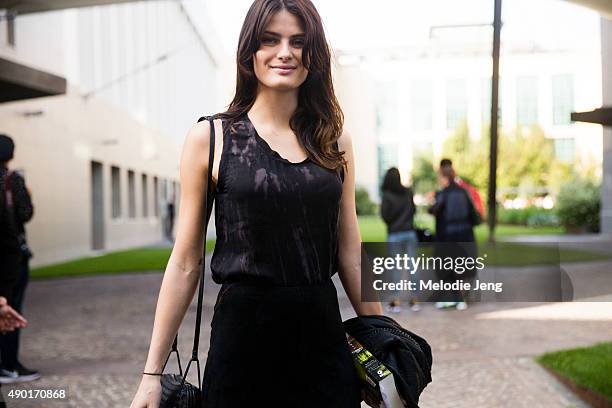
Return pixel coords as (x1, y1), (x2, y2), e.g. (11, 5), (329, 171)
(456, 178), (485, 219)
(443, 185), (481, 227)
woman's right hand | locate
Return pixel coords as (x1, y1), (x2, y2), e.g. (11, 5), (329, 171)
(0, 296), (27, 333)
(130, 375), (162, 408)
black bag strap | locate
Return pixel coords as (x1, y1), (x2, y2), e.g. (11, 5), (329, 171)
(162, 115), (217, 389)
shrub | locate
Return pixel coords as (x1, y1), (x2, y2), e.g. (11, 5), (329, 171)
(527, 212), (559, 227)
(555, 178), (600, 233)
(355, 187), (377, 216)
(497, 206), (559, 227)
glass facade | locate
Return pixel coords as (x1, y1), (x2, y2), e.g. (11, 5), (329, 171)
(516, 76), (538, 126)
(142, 174), (148, 217)
(375, 82), (399, 133)
(552, 74), (574, 125)
(377, 144), (399, 190)
(446, 79), (468, 130)
(481, 77), (502, 126)
(111, 166), (121, 219)
(411, 80), (433, 131)
(128, 170), (136, 218)
(554, 138), (575, 163)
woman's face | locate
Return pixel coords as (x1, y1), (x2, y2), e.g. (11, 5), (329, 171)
(253, 10), (308, 92)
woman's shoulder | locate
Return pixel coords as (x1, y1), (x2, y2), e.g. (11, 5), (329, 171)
(188, 113), (236, 145)
(186, 119), (212, 149)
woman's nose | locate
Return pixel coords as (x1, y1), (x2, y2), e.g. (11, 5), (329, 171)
(277, 40), (292, 59)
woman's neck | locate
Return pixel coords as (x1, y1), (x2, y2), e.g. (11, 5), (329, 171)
(249, 86), (298, 129)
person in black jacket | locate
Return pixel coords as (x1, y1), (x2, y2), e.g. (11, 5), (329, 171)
(428, 166), (478, 310)
(0, 134), (40, 383)
(344, 314), (432, 408)
(381, 167), (420, 312)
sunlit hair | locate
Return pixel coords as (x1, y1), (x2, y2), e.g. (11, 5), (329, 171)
(219, 0), (345, 172)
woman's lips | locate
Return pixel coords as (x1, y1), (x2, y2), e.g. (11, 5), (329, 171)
(271, 66), (296, 75)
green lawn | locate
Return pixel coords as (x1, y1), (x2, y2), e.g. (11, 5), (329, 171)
(31, 214), (605, 279)
(358, 213), (565, 243)
(32, 241), (215, 279)
(359, 214), (610, 265)
(537, 342), (612, 400)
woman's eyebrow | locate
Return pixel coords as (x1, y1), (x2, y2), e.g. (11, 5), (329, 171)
(262, 30), (305, 38)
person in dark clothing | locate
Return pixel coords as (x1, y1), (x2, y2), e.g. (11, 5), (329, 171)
(440, 158), (485, 219)
(164, 195), (175, 242)
(381, 167), (420, 312)
(428, 166), (478, 310)
(0, 134), (40, 384)
(130, 1), (383, 406)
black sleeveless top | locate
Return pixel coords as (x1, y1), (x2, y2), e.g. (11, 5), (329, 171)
(210, 114), (345, 286)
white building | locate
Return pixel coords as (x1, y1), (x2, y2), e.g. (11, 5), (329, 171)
(0, 0), (222, 266)
(334, 5), (603, 202)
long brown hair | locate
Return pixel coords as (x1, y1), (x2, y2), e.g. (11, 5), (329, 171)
(219, 0), (345, 172)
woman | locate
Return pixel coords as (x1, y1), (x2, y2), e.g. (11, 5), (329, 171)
(380, 168), (419, 313)
(428, 166), (478, 311)
(130, 1), (382, 407)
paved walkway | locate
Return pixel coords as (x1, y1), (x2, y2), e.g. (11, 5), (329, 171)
(500, 233), (612, 255)
(2, 261), (611, 407)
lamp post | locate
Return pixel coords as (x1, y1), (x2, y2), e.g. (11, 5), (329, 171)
(488, 0), (502, 243)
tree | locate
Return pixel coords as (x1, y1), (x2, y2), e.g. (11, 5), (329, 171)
(441, 121), (488, 190)
(441, 122), (570, 201)
(411, 155), (438, 195)
(497, 126), (554, 195)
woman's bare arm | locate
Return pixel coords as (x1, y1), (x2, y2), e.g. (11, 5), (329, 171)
(142, 119), (212, 374)
(337, 130), (383, 316)
(131, 118), (221, 407)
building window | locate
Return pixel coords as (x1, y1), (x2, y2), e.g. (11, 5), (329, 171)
(128, 170), (136, 218)
(516, 76), (538, 126)
(554, 138), (575, 163)
(375, 82), (398, 133)
(481, 77), (503, 126)
(5, 12), (15, 46)
(153, 176), (159, 217)
(410, 80), (433, 131)
(552, 74), (574, 125)
(142, 174), (148, 217)
(161, 178), (168, 212)
(446, 79), (468, 130)
(171, 181), (178, 204)
(111, 166), (121, 218)
(377, 144), (399, 190)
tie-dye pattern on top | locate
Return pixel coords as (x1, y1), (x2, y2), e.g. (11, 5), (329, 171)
(209, 114), (345, 286)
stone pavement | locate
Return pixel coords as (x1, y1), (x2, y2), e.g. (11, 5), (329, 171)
(2, 261), (611, 407)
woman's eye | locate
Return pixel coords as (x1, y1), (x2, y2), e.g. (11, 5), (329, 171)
(292, 39), (305, 47)
(261, 37), (277, 45)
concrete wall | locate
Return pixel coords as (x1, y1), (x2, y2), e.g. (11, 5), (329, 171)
(1, 1), (220, 142)
(1, 91), (182, 266)
(0, 1), (221, 266)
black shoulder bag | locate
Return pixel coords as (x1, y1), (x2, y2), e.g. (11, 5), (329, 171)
(158, 116), (216, 408)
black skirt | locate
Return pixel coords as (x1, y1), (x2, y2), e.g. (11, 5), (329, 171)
(201, 278), (362, 408)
